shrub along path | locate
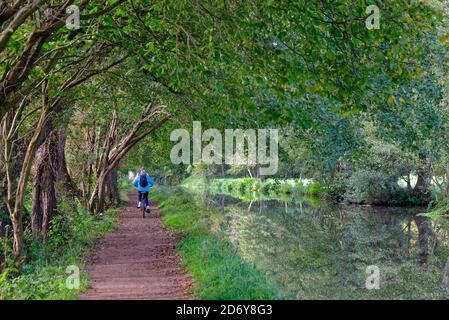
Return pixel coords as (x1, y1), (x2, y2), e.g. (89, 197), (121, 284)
(79, 190), (192, 300)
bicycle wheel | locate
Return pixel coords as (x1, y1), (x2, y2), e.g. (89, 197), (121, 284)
(142, 192), (148, 218)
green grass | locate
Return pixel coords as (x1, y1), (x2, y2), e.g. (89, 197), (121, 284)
(0, 206), (118, 300)
(152, 188), (283, 300)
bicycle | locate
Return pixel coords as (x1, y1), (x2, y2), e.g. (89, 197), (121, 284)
(139, 191), (150, 218)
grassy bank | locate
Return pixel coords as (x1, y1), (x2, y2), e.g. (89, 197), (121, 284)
(183, 177), (325, 203)
(190, 177), (431, 206)
(152, 187), (285, 299)
(0, 206), (118, 300)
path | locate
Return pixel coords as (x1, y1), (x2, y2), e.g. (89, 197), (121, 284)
(79, 190), (192, 300)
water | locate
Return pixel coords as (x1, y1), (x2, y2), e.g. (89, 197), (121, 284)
(193, 191), (449, 299)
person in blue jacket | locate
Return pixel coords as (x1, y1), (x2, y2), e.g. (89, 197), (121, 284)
(133, 168), (154, 212)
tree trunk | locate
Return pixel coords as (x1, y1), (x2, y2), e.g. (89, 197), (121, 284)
(96, 172), (108, 214)
(406, 172), (412, 191)
(89, 170), (109, 214)
(31, 129), (61, 241)
(413, 153), (431, 197)
(445, 165), (449, 197)
(10, 212), (23, 271)
(107, 167), (120, 206)
(1, 112), (26, 217)
(258, 166), (264, 181)
(8, 106), (48, 270)
(57, 129), (78, 198)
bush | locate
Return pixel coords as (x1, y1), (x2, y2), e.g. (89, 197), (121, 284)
(0, 204), (118, 300)
(260, 179), (281, 196)
(238, 178), (261, 194)
(278, 181), (294, 195)
(390, 189), (428, 206)
(306, 181), (326, 195)
(205, 178), (327, 202)
(344, 169), (397, 204)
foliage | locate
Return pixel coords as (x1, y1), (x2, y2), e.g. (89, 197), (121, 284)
(206, 178), (325, 203)
(0, 205), (118, 300)
(344, 169), (398, 205)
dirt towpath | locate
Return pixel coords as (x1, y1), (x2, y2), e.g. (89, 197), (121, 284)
(79, 190), (192, 300)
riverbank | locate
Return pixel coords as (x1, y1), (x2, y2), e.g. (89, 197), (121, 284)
(152, 187), (285, 299)
(0, 207), (118, 299)
(187, 177), (431, 207)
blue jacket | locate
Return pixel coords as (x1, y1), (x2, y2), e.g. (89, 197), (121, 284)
(133, 173), (154, 192)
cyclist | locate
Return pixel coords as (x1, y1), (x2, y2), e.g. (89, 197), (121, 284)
(133, 168), (154, 213)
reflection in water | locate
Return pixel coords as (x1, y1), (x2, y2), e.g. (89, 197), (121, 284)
(413, 216), (439, 264)
(195, 191), (449, 299)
